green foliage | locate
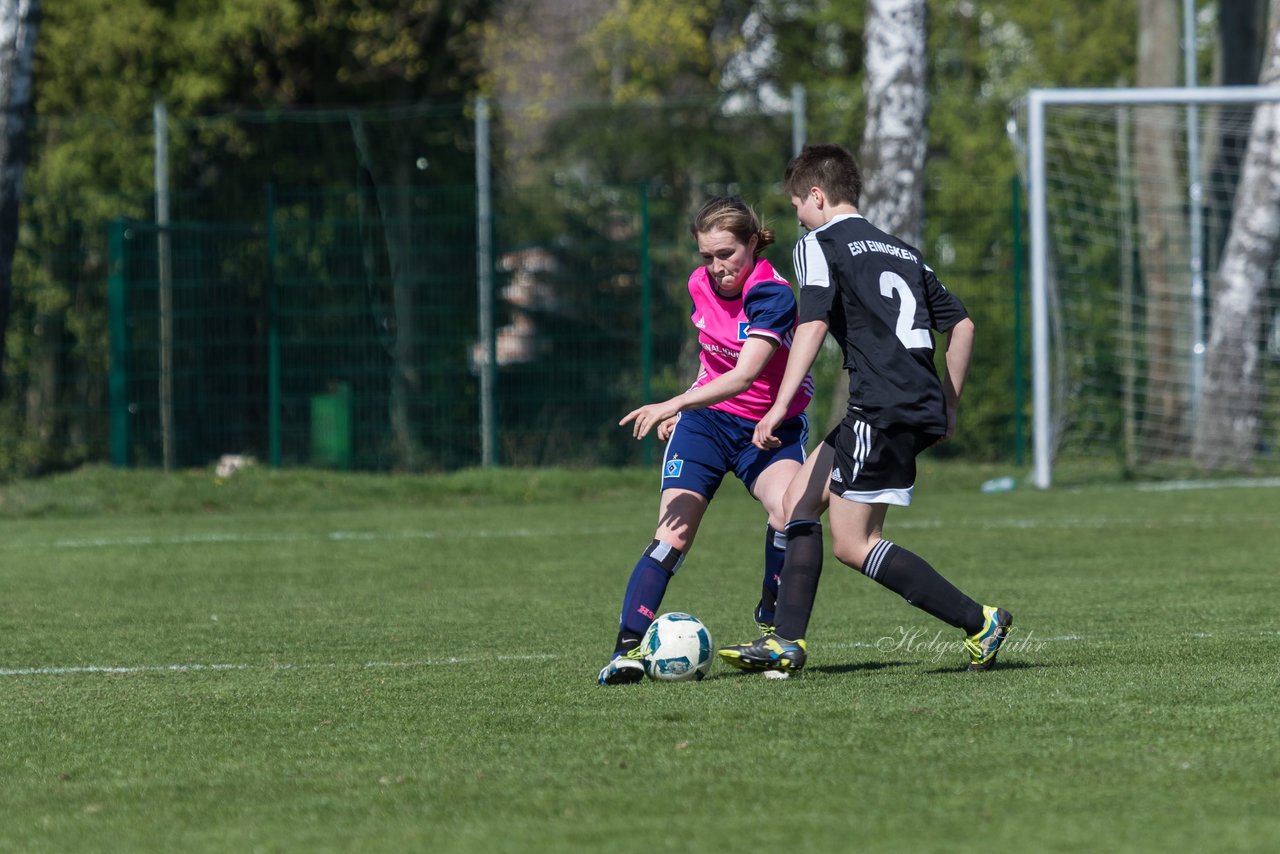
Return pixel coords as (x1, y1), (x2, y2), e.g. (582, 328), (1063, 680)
(755, 1), (866, 145)
(2, 466), (1279, 850)
(6, 0), (496, 476)
(1, 0), (1185, 473)
(516, 0), (1142, 463)
(924, 2), (1138, 459)
(579, 0), (739, 100)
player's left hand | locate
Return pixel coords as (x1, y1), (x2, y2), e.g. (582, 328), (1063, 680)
(752, 407), (784, 450)
(938, 401), (958, 443)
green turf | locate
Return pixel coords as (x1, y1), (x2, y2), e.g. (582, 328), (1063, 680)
(2, 463), (1278, 852)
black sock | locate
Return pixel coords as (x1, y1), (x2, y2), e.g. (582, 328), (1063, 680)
(865, 540), (983, 633)
(615, 634), (643, 655)
(773, 520), (823, 640)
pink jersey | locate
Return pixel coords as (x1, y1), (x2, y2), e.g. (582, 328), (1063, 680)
(687, 257), (814, 422)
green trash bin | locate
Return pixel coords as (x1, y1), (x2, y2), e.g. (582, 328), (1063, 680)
(311, 382), (352, 470)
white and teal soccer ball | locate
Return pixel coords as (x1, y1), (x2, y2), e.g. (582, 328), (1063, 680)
(641, 612), (714, 682)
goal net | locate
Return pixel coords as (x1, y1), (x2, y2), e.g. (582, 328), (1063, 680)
(1015, 86), (1280, 486)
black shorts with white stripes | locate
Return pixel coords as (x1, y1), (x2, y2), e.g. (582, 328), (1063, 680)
(824, 416), (941, 507)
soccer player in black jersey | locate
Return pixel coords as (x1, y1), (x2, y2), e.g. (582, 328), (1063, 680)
(718, 143), (1013, 674)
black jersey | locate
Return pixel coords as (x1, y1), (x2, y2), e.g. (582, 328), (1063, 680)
(792, 214), (969, 433)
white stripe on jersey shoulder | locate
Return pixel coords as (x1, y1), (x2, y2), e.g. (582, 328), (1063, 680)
(795, 235), (831, 289)
(794, 215), (863, 289)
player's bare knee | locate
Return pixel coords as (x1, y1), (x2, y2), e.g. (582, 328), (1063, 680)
(763, 506), (788, 531)
(832, 538), (872, 572)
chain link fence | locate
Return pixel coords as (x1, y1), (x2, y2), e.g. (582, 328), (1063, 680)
(4, 102), (1022, 475)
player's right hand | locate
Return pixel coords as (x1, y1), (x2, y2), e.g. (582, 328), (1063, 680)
(620, 400), (680, 440)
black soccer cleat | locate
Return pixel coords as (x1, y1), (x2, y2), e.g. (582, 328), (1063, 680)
(717, 633), (807, 673)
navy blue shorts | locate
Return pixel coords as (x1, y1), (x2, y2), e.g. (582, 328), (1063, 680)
(661, 408), (809, 499)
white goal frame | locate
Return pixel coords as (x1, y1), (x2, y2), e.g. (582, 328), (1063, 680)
(1023, 85), (1280, 488)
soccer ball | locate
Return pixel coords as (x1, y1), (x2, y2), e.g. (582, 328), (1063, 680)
(641, 612), (714, 682)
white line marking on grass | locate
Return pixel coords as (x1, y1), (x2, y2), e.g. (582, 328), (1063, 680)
(28, 526), (629, 551)
(29, 512), (1233, 553)
(9, 506), (1269, 554)
(0, 663), (252, 676)
(890, 516), (1171, 531)
(1, 635), (1109, 679)
(1135, 476), (1280, 492)
(0, 655), (567, 678)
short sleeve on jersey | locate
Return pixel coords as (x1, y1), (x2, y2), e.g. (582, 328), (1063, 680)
(742, 281), (796, 341)
(793, 233), (835, 324)
(922, 264), (969, 331)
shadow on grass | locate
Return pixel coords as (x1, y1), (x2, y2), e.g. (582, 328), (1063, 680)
(812, 659), (912, 675)
(922, 659), (1047, 675)
(713, 660), (912, 679)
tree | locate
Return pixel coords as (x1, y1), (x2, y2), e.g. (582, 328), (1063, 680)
(1194, 0), (1280, 469)
(11, 0), (497, 473)
(1206, 0), (1267, 268)
(826, 0), (927, 432)
(5, 0), (1162, 472)
(861, 0), (927, 248)
(0, 0), (38, 400)
(482, 1), (787, 463)
(1133, 0), (1189, 456)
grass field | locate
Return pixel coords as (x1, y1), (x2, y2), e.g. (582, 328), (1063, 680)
(2, 462), (1279, 852)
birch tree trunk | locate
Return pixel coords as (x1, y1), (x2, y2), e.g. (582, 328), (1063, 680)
(1193, 0), (1280, 469)
(0, 0), (39, 400)
(859, 0), (926, 247)
(1205, 0), (1266, 269)
(1133, 0), (1188, 458)
(827, 0), (927, 431)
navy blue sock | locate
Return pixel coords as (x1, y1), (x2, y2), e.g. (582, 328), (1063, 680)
(614, 540), (685, 654)
(774, 520), (823, 641)
(755, 525), (786, 625)
(864, 540), (984, 633)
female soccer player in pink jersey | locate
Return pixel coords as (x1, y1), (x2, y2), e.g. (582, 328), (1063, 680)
(598, 196), (815, 685)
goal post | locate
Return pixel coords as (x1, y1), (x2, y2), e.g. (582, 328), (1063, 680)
(1019, 85), (1280, 487)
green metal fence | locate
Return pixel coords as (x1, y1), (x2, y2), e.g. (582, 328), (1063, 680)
(106, 184), (671, 472)
(102, 180), (1024, 473)
(8, 105), (1025, 476)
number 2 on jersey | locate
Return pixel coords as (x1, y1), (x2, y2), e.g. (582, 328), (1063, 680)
(879, 271), (933, 350)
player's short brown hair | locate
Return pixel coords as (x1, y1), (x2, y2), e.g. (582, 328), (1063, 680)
(783, 143), (862, 207)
